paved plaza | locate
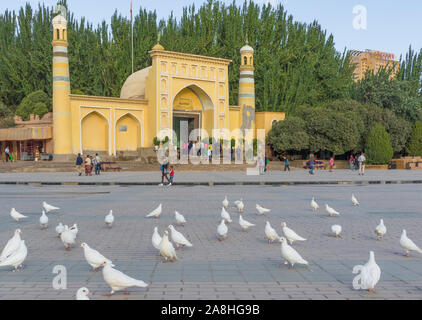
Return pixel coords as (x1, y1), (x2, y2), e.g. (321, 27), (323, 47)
(0, 182), (422, 300)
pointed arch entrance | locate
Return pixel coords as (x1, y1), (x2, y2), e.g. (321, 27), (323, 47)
(81, 111), (109, 154)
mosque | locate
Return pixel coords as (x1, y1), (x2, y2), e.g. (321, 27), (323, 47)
(48, 10), (285, 160)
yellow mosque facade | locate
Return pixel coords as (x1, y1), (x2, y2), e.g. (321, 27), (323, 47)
(51, 11), (285, 159)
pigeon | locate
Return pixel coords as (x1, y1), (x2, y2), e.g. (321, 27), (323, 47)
(265, 221), (280, 244)
(400, 229), (422, 257)
(279, 237), (309, 269)
(10, 208), (27, 222)
(159, 230), (178, 262)
(239, 215), (256, 231)
(217, 219), (228, 241)
(61, 225), (76, 251)
(0, 229), (21, 262)
(311, 197), (319, 211)
(55, 223), (64, 238)
(0, 240), (27, 272)
(70, 224), (78, 237)
(351, 194), (359, 206)
(43, 201), (60, 213)
(281, 222), (306, 245)
(76, 287), (91, 300)
(221, 207), (232, 223)
(105, 210), (114, 228)
(235, 199), (244, 212)
(352, 251), (381, 292)
(174, 211), (187, 226)
(146, 204), (162, 219)
(39, 210), (48, 229)
(331, 225), (342, 238)
(222, 196), (229, 209)
(100, 260), (148, 296)
(81, 242), (113, 272)
(325, 204), (340, 217)
(256, 204), (270, 215)
(374, 219), (386, 240)
(168, 225), (193, 249)
(152, 227), (162, 252)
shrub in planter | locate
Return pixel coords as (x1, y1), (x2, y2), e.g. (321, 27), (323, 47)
(365, 123), (393, 164)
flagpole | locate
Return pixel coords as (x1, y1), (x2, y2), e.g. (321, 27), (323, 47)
(131, 1), (134, 74)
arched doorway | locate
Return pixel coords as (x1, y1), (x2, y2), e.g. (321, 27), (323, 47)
(172, 84), (214, 148)
(81, 111), (109, 154)
(115, 113), (141, 152)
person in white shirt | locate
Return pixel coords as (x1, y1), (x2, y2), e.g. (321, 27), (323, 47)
(4, 147), (9, 162)
(358, 153), (366, 175)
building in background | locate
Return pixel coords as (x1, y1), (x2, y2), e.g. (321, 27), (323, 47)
(349, 49), (399, 82)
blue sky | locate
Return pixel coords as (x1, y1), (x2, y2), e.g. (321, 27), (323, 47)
(2, 0), (421, 59)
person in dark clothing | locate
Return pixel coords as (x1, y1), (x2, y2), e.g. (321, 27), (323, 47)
(284, 156), (290, 172)
(76, 153), (83, 176)
(309, 154), (315, 175)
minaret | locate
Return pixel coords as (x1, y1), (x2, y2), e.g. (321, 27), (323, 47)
(52, 9), (72, 157)
(239, 40), (255, 134)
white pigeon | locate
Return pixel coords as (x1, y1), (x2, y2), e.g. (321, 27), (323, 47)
(10, 208), (27, 222)
(374, 219), (387, 240)
(217, 219), (228, 241)
(81, 242), (113, 272)
(168, 225), (193, 248)
(0, 229), (21, 262)
(400, 229), (422, 257)
(70, 223), (78, 237)
(221, 207), (232, 223)
(43, 201), (60, 213)
(61, 225), (76, 251)
(351, 194), (359, 206)
(105, 210), (114, 228)
(174, 211), (187, 226)
(239, 215), (256, 231)
(235, 199), (244, 212)
(279, 237), (309, 269)
(331, 224), (342, 238)
(222, 196), (229, 209)
(352, 251), (381, 292)
(159, 230), (178, 262)
(0, 240), (27, 272)
(146, 204), (162, 219)
(265, 221), (280, 244)
(152, 227), (162, 252)
(281, 222), (306, 245)
(256, 204), (270, 215)
(325, 204), (340, 217)
(101, 260), (148, 296)
(39, 210), (48, 229)
(311, 197), (319, 211)
(55, 223), (64, 238)
(76, 287), (91, 300)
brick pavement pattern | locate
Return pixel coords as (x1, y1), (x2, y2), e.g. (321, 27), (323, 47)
(0, 183), (421, 300)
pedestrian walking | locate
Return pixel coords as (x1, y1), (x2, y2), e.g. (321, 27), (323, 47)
(309, 154), (315, 175)
(75, 153), (83, 176)
(4, 146), (9, 163)
(93, 153), (101, 175)
(169, 165), (175, 186)
(159, 159), (170, 186)
(258, 156), (265, 175)
(329, 157), (335, 172)
(358, 153), (366, 175)
(354, 155), (359, 170)
(85, 155), (92, 176)
(349, 155), (355, 171)
(284, 156), (290, 172)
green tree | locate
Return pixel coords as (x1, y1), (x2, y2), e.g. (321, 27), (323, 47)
(267, 116), (309, 153)
(365, 123), (393, 164)
(406, 121), (422, 156)
(15, 90), (51, 120)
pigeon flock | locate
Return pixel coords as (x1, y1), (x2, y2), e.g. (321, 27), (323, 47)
(1, 193), (421, 300)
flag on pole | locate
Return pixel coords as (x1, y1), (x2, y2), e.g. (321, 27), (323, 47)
(131, 0), (134, 74)
(130, 0), (133, 25)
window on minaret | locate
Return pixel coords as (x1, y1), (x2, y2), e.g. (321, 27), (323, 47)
(56, 29), (60, 40)
(250, 57), (253, 65)
(244, 56), (247, 65)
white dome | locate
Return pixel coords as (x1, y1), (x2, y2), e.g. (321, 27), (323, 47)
(52, 14), (67, 28)
(240, 44), (254, 54)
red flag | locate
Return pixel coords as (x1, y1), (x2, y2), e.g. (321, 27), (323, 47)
(130, 0), (133, 25)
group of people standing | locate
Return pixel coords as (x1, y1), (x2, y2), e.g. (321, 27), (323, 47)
(76, 153), (101, 176)
(350, 153), (366, 175)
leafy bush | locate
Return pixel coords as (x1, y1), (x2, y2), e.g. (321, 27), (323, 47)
(268, 116), (309, 153)
(365, 123), (394, 164)
(406, 121), (422, 156)
(16, 90), (51, 120)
